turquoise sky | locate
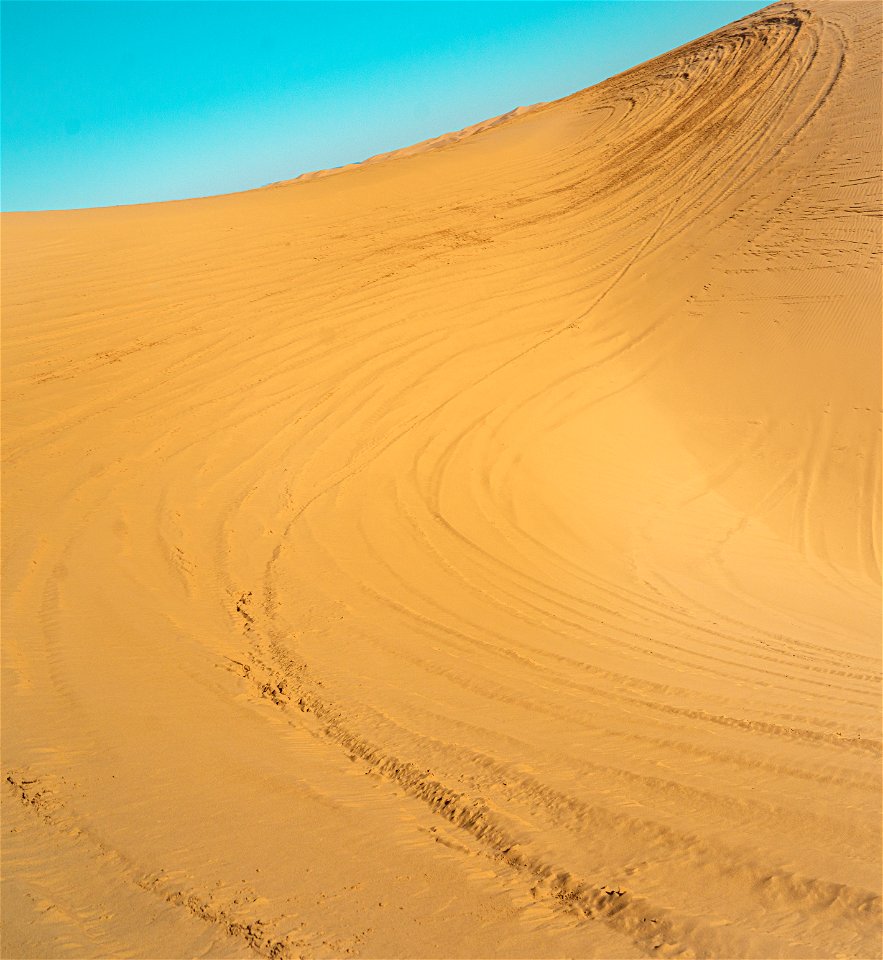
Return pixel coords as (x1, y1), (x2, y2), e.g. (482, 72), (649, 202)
(1, 1), (768, 211)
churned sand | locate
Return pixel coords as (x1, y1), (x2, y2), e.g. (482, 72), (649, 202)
(2, 2), (881, 957)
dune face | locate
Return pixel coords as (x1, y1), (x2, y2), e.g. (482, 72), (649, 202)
(2, 1), (881, 958)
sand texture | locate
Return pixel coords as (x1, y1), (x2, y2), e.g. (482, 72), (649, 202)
(2, 1), (881, 957)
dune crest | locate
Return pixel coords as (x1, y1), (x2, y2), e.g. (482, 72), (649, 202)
(269, 104), (543, 187)
(2, 2), (881, 958)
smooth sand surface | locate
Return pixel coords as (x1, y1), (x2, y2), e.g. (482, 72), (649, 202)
(2, 2), (881, 957)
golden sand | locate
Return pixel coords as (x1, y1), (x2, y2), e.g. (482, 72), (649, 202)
(2, 2), (880, 957)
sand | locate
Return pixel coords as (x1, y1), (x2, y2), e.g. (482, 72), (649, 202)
(2, 1), (881, 957)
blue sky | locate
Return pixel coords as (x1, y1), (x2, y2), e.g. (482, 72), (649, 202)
(1, 1), (768, 211)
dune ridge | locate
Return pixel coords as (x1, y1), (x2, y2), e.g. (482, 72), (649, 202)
(268, 104), (543, 188)
(2, 1), (881, 958)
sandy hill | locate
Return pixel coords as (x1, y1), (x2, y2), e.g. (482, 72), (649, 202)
(2, 2), (881, 958)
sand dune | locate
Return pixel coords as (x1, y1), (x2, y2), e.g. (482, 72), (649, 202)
(2, 1), (881, 957)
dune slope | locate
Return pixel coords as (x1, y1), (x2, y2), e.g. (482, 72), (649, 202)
(2, 2), (881, 958)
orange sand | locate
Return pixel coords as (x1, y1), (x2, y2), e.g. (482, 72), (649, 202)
(2, 2), (881, 957)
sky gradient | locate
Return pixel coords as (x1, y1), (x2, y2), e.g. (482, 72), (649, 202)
(2, 1), (769, 211)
